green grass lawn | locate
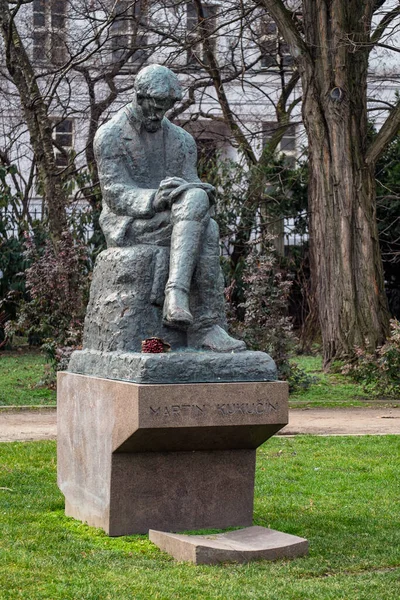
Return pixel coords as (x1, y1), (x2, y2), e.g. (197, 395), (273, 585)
(290, 355), (399, 408)
(0, 436), (399, 599)
(0, 351), (56, 406)
(0, 351), (399, 409)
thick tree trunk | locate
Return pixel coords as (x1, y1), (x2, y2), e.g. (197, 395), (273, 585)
(306, 119), (389, 364)
(300, 0), (390, 365)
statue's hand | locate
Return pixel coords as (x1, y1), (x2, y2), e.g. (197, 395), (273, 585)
(153, 179), (216, 211)
(153, 188), (172, 212)
(153, 178), (188, 212)
(159, 177), (188, 189)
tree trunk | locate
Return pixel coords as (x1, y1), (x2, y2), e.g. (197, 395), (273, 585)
(300, 0), (390, 365)
(306, 115), (389, 365)
(0, 1), (68, 242)
(25, 103), (69, 242)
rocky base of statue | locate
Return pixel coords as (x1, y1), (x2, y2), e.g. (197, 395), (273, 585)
(79, 246), (231, 354)
(70, 245), (278, 383)
(57, 373), (289, 536)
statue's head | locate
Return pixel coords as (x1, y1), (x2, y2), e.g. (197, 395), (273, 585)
(134, 64), (183, 132)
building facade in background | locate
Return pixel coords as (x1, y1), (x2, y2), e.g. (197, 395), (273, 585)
(0, 1), (399, 250)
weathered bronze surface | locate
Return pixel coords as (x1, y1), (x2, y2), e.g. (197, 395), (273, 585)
(69, 64), (277, 382)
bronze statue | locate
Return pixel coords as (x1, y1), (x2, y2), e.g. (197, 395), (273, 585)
(93, 64), (245, 352)
(68, 64), (278, 383)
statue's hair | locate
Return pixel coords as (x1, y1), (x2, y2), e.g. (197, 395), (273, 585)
(134, 64), (183, 101)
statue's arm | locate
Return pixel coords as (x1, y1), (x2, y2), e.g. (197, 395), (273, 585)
(94, 126), (155, 219)
(181, 133), (202, 183)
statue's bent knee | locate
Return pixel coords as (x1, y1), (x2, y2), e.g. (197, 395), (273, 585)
(208, 218), (220, 241)
(171, 188), (210, 223)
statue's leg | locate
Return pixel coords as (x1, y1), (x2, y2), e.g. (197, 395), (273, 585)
(187, 219), (246, 352)
(163, 188), (210, 329)
(186, 218), (225, 330)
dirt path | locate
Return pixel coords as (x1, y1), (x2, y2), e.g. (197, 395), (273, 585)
(282, 407), (400, 436)
(0, 406), (399, 442)
(0, 409), (57, 442)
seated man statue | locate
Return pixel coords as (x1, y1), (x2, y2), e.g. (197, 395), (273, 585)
(91, 63), (245, 353)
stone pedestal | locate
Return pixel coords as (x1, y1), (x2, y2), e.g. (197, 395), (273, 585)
(149, 527), (309, 564)
(57, 373), (288, 536)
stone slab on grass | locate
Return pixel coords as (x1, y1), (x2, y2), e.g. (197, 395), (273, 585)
(149, 526), (308, 565)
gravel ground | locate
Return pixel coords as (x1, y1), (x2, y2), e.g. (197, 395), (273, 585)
(0, 407), (399, 442)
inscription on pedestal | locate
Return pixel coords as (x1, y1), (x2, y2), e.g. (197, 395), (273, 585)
(149, 401), (278, 418)
(218, 401), (277, 416)
(150, 404), (205, 417)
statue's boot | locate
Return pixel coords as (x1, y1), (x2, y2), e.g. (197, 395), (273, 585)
(163, 286), (193, 328)
(188, 324), (246, 352)
(163, 220), (203, 329)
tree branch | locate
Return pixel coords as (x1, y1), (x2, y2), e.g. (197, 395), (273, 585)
(277, 69), (300, 116)
(370, 5), (400, 45)
(193, 0), (257, 165)
(256, 0), (310, 64)
(366, 101), (400, 166)
(373, 0), (389, 13)
(375, 41), (400, 53)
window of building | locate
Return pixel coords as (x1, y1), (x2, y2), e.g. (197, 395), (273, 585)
(186, 2), (218, 66)
(259, 19), (293, 70)
(110, 0), (148, 64)
(196, 137), (218, 178)
(52, 119), (73, 168)
(33, 0), (67, 64)
(179, 119), (229, 178)
(263, 122), (296, 167)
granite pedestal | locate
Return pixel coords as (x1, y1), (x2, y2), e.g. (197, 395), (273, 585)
(57, 372), (288, 536)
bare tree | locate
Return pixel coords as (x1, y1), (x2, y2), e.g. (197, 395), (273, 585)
(0, 0), (150, 242)
(156, 1), (303, 276)
(0, 0), (69, 240)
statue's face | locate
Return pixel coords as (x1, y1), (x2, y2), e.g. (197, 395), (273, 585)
(137, 94), (174, 133)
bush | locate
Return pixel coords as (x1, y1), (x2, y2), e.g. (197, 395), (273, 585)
(239, 242), (294, 364)
(287, 360), (318, 392)
(6, 231), (90, 379)
(228, 240), (315, 391)
(0, 164), (29, 346)
(342, 319), (400, 397)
